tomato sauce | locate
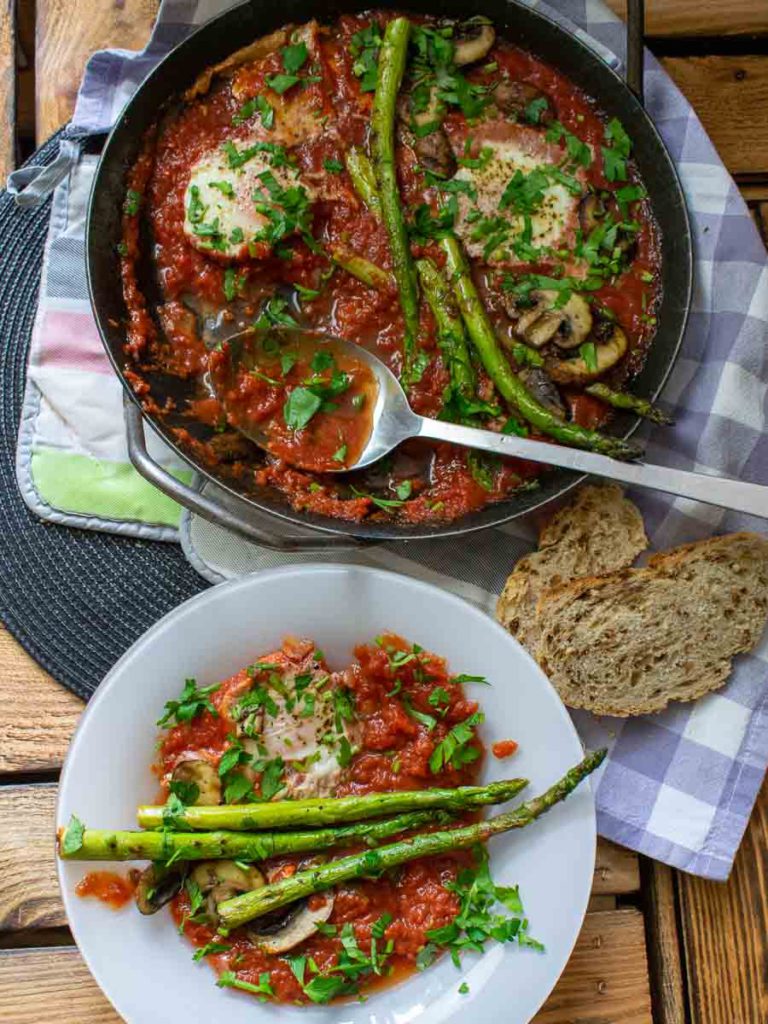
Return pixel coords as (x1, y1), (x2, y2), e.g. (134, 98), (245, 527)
(120, 10), (662, 526)
(76, 871), (137, 909)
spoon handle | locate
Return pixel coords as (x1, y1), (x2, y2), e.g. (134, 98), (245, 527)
(417, 417), (768, 520)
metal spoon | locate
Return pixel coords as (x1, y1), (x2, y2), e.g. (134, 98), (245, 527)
(213, 328), (768, 520)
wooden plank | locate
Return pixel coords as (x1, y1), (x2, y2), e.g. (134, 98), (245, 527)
(0, 626), (83, 774)
(0, 909), (651, 1024)
(536, 909), (652, 1022)
(0, 0), (14, 181)
(0, 786), (65, 932)
(678, 776), (768, 1024)
(642, 860), (687, 1024)
(594, 840), (640, 895)
(605, 0), (768, 38)
(0, 948), (120, 1023)
(661, 56), (768, 176)
(35, 0), (159, 143)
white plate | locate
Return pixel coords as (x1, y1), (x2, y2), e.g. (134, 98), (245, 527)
(57, 564), (595, 1024)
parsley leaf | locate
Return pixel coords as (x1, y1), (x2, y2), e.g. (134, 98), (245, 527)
(267, 73), (301, 95)
(282, 41), (309, 73)
(157, 678), (220, 727)
(284, 387), (322, 430)
(429, 711), (484, 773)
(579, 341), (598, 372)
(403, 696), (437, 731)
(323, 158), (344, 173)
(233, 94), (274, 129)
(61, 814), (85, 855)
(124, 189), (141, 216)
(217, 971), (274, 999)
(350, 23), (383, 93)
(192, 941), (231, 962)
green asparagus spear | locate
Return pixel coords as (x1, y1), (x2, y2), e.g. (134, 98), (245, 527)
(439, 234), (641, 460)
(217, 750), (606, 931)
(371, 16), (422, 382)
(416, 257), (476, 400)
(57, 811), (439, 863)
(330, 248), (394, 292)
(345, 147), (382, 218)
(136, 778), (528, 832)
(585, 383), (674, 425)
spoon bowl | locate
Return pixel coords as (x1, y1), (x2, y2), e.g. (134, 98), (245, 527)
(210, 327), (768, 520)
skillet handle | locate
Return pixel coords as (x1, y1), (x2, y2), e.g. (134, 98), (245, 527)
(123, 399), (366, 551)
(626, 0), (645, 105)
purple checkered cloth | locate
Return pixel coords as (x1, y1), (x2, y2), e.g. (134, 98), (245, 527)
(10, 0), (768, 879)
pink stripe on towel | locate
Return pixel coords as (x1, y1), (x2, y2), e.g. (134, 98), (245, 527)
(32, 309), (113, 374)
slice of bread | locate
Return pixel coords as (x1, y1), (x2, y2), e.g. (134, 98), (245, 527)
(496, 484), (647, 650)
(536, 532), (768, 716)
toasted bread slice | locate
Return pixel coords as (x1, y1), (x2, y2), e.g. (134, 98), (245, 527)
(536, 532), (768, 716)
(496, 484), (647, 649)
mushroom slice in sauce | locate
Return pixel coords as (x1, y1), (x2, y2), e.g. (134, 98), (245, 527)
(190, 860), (265, 922)
(453, 18), (496, 66)
(171, 759), (221, 805)
(135, 864), (185, 916)
(493, 79), (551, 123)
(248, 891), (335, 954)
(515, 290), (593, 350)
(548, 322), (629, 385)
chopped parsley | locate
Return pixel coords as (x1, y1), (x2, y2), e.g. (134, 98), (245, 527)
(61, 814), (85, 855)
(253, 294), (300, 330)
(395, 479), (413, 501)
(349, 23), (383, 92)
(323, 158), (344, 174)
(209, 179), (234, 198)
(602, 117), (632, 182)
(332, 444), (348, 463)
(222, 139), (294, 171)
(157, 678), (220, 727)
(522, 95), (549, 124)
(545, 121), (592, 168)
(423, 845), (543, 967)
(252, 170), (319, 253)
(284, 387), (322, 429)
(223, 267), (246, 302)
(267, 73), (301, 95)
(282, 41), (309, 73)
(579, 341), (598, 372)
(232, 94), (274, 129)
(429, 711), (483, 773)
(403, 696), (437, 731)
(192, 942), (231, 962)
(124, 189), (141, 216)
(217, 971), (275, 1000)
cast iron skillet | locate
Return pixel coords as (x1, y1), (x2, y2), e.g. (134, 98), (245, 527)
(88, 0), (693, 546)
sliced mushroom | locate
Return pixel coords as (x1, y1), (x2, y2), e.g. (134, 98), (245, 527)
(453, 18), (496, 66)
(579, 193), (607, 235)
(172, 759), (221, 806)
(401, 88), (457, 178)
(515, 290), (593, 350)
(248, 891), (335, 954)
(518, 367), (566, 420)
(135, 864), (185, 916)
(191, 860), (265, 923)
(548, 323), (628, 386)
(493, 78), (551, 123)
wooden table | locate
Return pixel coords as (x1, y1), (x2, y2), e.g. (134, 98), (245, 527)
(1, 2), (767, 1021)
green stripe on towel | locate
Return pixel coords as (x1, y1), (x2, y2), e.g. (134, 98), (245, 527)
(31, 449), (192, 527)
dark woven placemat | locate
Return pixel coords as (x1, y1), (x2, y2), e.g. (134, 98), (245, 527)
(0, 133), (207, 701)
